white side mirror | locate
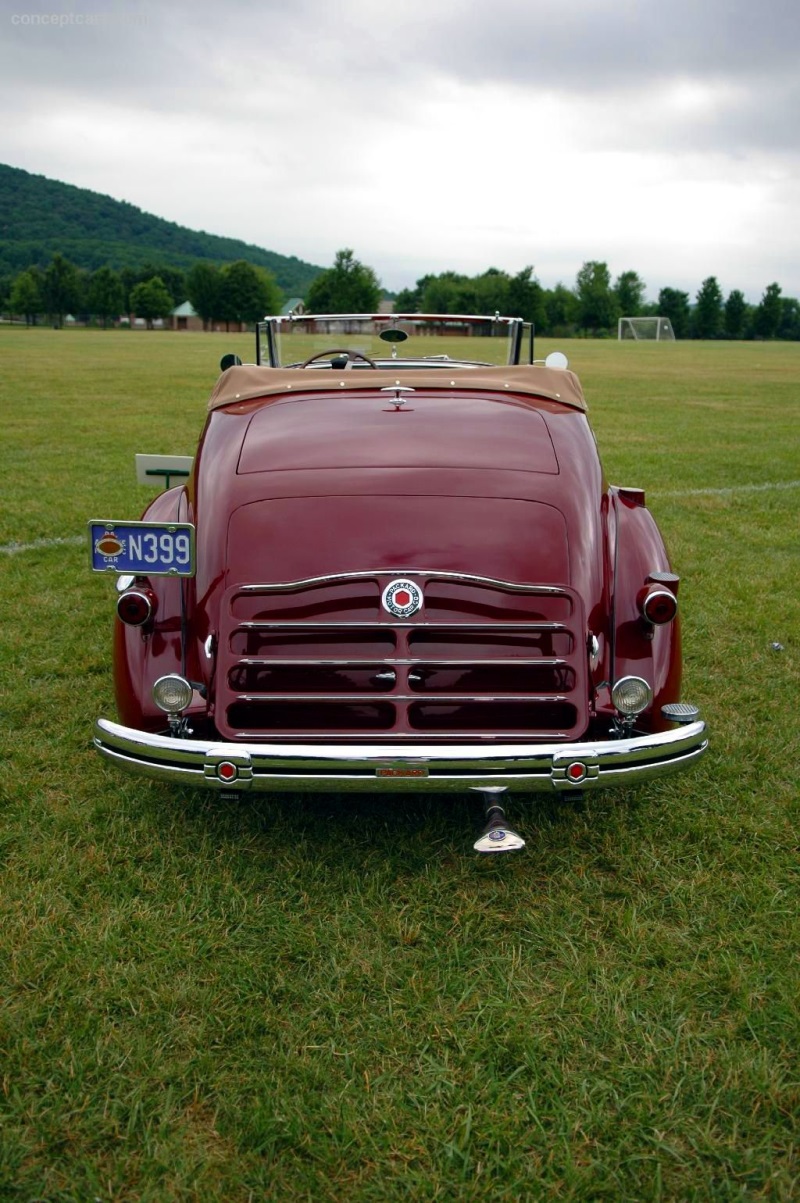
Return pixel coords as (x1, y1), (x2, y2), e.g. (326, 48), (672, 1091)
(544, 351), (569, 370)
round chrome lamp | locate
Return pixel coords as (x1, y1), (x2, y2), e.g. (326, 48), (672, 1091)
(611, 675), (653, 717)
(152, 674), (193, 717)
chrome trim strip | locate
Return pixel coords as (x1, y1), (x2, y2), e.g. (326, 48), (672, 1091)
(233, 692), (572, 703)
(237, 570), (569, 595)
(94, 718), (707, 794)
(236, 621), (569, 631)
(234, 657), (571, 667)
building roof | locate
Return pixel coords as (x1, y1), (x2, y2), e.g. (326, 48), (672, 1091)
(171, 301), (198, 317)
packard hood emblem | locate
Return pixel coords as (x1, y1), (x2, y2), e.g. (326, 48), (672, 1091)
(382, 579), (423, 618)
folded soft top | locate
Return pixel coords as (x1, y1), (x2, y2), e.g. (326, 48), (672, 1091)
(208, 363), (587, 412)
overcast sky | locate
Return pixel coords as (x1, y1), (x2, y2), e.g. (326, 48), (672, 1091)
(1, 0), (798, 300)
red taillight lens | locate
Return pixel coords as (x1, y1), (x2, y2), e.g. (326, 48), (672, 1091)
(116, 589), (155, 627)
(639, 587), (678, 625)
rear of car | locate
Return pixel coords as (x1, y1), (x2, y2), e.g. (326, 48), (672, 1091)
(91, 315), (706, 849)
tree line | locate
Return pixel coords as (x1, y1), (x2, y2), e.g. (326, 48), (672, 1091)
(392, 262), (800, 341)
(3, 247), (798, 339)
(2, 254), (282, 329)
(305, 252), (800, 340)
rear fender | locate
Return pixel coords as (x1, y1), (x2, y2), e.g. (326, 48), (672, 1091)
(112, 486), (208, 730)
(610, 489), (681, 730)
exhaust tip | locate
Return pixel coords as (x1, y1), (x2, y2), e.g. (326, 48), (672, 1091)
(474, 827), (526, 854)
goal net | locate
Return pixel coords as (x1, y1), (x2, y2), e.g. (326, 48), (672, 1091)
(618, 316), (675, 341)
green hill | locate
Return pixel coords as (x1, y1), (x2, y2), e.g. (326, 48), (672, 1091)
(0, 163), (323, 296)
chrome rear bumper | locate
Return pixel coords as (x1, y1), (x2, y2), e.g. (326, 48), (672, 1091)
(94, 717), (707, 793)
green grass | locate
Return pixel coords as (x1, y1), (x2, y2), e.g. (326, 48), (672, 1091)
(1, 329), (798, 1201)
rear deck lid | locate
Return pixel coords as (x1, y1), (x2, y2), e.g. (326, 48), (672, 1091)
(226, 494), (570, 585)
(237, 391), (560, 475)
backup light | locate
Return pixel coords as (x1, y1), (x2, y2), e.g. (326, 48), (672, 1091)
(611, 676), (652, 717)
(152, 674), (193, 715)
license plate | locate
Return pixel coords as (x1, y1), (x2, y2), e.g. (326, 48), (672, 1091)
(376, 766), (429, 778)
(88, 520), (196, 576)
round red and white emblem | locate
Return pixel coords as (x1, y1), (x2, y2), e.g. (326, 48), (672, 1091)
(382, 578), (423, 618)
(96, 532), (125, 557)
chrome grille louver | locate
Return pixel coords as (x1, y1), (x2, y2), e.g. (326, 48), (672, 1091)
(215, 573), (589, 741)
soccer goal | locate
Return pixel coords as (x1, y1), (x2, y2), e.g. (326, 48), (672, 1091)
(618, 316), (676, 341)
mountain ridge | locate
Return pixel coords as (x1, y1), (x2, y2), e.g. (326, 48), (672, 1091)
(0, 162), (323, 295)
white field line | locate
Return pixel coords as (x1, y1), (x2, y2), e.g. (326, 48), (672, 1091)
(1, 479), (798, 557)
(657, 480), (800, 498)
(0, 534), (85, 556)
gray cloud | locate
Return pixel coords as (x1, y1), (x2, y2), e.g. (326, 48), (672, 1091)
(1, 0), (798, 297)
(4, 0), (798, 144)
(427, 0), (800, 85)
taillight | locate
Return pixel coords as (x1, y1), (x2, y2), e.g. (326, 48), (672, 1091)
(116, 589), (156, 627)
(638, 586), (678, 625)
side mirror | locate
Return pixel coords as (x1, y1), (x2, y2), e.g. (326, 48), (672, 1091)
(220, 353), (243, 372)
(544, 351), (569, 370)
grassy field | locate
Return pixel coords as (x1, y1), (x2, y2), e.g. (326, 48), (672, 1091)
(1, 328), (798, 1201)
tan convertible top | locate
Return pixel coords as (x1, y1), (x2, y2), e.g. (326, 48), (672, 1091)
(208, 363), (587, 412)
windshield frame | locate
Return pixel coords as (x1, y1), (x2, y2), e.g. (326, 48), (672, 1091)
(256, 313), (529, 369)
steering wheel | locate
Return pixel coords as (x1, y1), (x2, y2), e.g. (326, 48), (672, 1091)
(300, 348), (378, 369)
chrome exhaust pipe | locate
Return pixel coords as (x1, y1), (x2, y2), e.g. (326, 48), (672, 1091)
(471, 786), (526, 854)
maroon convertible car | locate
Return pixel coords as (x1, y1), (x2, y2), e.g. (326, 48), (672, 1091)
(90, 314), (707, 852)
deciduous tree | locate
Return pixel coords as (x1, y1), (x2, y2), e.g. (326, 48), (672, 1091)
(778, 297), (800, 341)
(10, 269), (43, 325)
(724, 289), (749, 340)
(89, 266), (125, 328)
(614, 270), (646, 317)
(187, 262), (222, 329)
(544, 283), (579, 335)
(507, 266), (548, 330)
(129, 276), (173, 328)
(305, 249), (381, 313)
(395, 276), (433, 312)
(472, 267), (509, 315)
(220, 260), (281, 328)
(692, 277), (724, 339)
(575, 261), (619, 333)
(754, 282), (782, 339)
(658, 288), (691, 339)
(42, 253), (81, 327)
(419, 271), (467, 313)
(137, 262), (186, 306)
